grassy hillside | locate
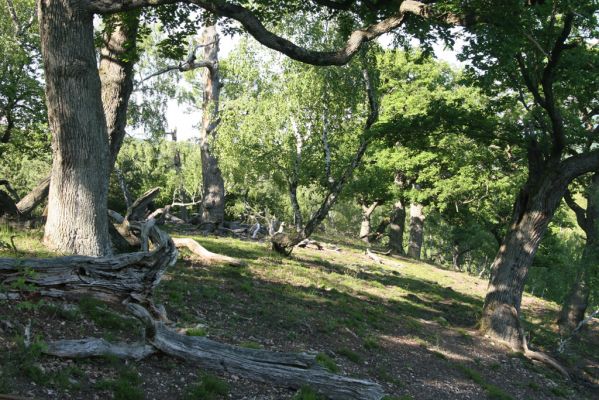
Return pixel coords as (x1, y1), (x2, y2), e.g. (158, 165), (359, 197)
(1, 226), (597, 399)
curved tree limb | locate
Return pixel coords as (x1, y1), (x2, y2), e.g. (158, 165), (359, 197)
(88, 0), (467, 66)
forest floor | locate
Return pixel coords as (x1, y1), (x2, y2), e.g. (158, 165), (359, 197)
(0, 225), (598, 400)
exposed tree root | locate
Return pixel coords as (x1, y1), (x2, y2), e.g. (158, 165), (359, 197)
(522, 332), (570, 380)
(172, 237), (246, 267)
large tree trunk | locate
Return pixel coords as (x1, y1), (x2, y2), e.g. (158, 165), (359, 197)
(39, 0), (111, 256)
(558, 173), (599, 334)
(480, 172), (567, 349)
(407, 203), (424, 259)
(388, 199), (406, 255)
(99, 12), (139, 171)
(12, 14), (138, 221)
(359, 202), (378, 243)
(198, 26), (225, 229)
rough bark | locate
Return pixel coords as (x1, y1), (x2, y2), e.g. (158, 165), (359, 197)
(198, 25), (225, 229)
(388, 199), (406, 255)
(558, 173), (599, 334)
(481, 170), (568, 349)
(407, 203), (424, 260)
(46, 338), (157, 360)
(40, 0), (112, 256)
(359, 201), (378, 243)
(99, 12), (139, 170)
(14, 176), (50, 217)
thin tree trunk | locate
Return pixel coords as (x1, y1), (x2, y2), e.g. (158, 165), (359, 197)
(407, 203), (424, 259)
(481, 172), (567, 349)
(359, 202), (378, 243)
(199, 25), (225, 229)
(388, 199), (406, 255)
(289, 180), (303, 232)
(271, 66), (379, 255)
(170, 130), (189, 221)
(40, 0), (112, 256)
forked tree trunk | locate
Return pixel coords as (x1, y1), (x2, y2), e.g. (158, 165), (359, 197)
(13, 13), (138, 222)
(198, 26), (225, 228)
(481, 172), (566, 349)
(40, 0), (112, 256)
(407, 203), (424, 259)
(558, 173), (599, 334)
(359, 202), (378, 243)
(388, 199), (406, 255)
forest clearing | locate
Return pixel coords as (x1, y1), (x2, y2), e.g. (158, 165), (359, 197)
(1, 0), (598, 399)
(1, 225), (597, 399)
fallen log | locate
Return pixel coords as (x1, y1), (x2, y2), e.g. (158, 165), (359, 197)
(45, 338), (156, 360)
(128, 303), (384, 400)
(1, 187), (385, 399)
(172, 237), (246, 267)
(366, 248), (384, 264)
(16, 176), (50, 216)
(296, 239), (323, 250)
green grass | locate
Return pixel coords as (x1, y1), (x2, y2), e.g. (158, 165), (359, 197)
(336, 347), (362, 363)
(95, 366), (143, 400)
(183, 374), (229, 400)
(293, 386), (325, 400)
(239, 341), (263, 349)
(1, 228), (592, 399)
(78, 297), (139, 333)
(456, 365), (513, 400)
(315, 353), (339, 373)
(187, 327), (208, 337)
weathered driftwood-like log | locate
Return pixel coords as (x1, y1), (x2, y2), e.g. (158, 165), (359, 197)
(296, 239), (323, 250)
(45, 338), (156, 360)
(366, 248), (384, 264)
(172, 237), (246, 267)
(16, 176), (50, 216)
(127, 304), (384, 400)
(126, 187), (160, 221)
(0, 228), (177, 304)
(151, 324), (384, 400)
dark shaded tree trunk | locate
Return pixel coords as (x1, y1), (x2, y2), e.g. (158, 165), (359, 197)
(99, 12), (139, 171)
(558, 173), (599, 334)
(40, 0), (111, 256)
(198, 26), (225, 228)
(1, 111), (14, 144)
(359, 201), (378, 243)
(481, 165), (569, 348)
(407, 203), (424, 259)
(388, 199), (406, 255)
